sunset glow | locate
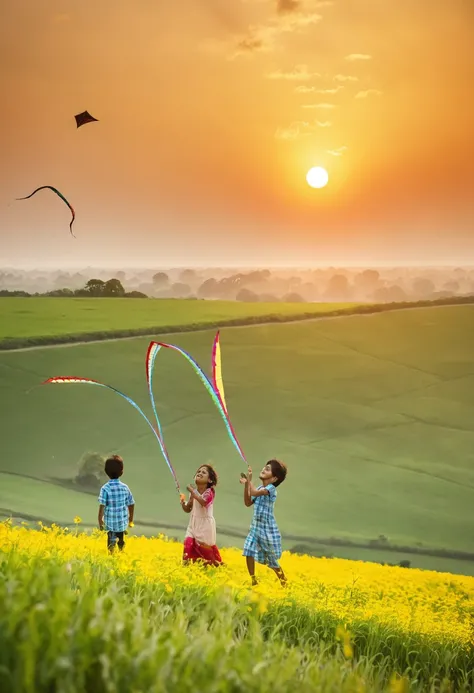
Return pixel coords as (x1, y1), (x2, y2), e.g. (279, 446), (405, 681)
(0, 1), (472, 266)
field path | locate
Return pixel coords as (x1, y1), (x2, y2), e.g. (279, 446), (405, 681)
(0, 302), (463, 353)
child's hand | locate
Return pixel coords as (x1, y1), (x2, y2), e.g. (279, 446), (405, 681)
(247, 466), (253, 482)
(186, 484), (195, 494)
(239, 473), (247, 485)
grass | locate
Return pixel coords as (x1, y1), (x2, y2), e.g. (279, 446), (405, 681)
(1, 304), (474, 574)
(0, 297), (358, 344)
(1, 522), (473, 692)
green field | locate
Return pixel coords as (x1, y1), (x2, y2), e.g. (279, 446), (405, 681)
(0, 297), (358, 344)
(1, 303), (474, 573)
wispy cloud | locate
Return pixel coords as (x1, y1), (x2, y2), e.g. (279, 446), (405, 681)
(267, 64), (320, 80)
(294, 85), (316, 93)
(345, 53), (372, 61)
(231, 5), (324, 58)
(275, 120), (312, 140)
(301, 102), (336, 109)
(275, 115), (334, 140)
(327, 146), (348, 156)
(314, 86), (343, 94)
(333, 74), (358, 82)
(355, 89), (383, 99)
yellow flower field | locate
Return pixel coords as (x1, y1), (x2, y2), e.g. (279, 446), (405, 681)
(1, 521), (473, 650)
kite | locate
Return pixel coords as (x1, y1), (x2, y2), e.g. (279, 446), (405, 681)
(16, 186), (76, 237)
(74, 111), (98, 128)
(146, 332), (247, 466)
(43, 376), (183, 496)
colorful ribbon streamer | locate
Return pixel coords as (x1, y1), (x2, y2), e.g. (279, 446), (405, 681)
(146, 332), (247, 465)
(43, 376), (182, 494)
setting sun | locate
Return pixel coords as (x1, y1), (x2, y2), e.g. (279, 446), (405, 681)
(306, 167), (329, 189)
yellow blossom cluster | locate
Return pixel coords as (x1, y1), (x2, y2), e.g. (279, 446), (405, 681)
(1, 520), (473, 652)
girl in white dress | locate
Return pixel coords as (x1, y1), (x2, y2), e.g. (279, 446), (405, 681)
(181, 464), (222, 566)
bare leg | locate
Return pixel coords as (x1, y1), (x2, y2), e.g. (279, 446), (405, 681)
(246, 556), (258, 585)
(271, 565), (287, 587)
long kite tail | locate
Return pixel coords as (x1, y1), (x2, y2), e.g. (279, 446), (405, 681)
(146, 336), (247, 465)
(43, 376), (181, 494)
(17, 185), (76, 238)
(144, 343), (181, 488)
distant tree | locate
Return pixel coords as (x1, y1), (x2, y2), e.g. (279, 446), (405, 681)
(354, 269), (380, 295)
(75, 451), (106, 491)
(124, 290), (148, 298)
(103, 278), (125, 297)
(283, 292), (305, 303)
(85, 278), (105, 297)
(116, 271), (126, 282)
(47, 288), (75, 297)
(259, 293), (280, 302)
(197, 278), (219, 298)
(443, 280), (459, 294)
(152, 272), (169, 289)
(412, 277), (435, 299)
(373, 285), (407, 303)
(325, 274), (350, 300)
(0, 290), (30, 297)
(170, 282), (191, 298)
(236, 288), (259, 302)
(179, 269), (197, 284)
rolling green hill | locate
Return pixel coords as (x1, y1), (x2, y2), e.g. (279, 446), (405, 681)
(1, 304), (473, 573)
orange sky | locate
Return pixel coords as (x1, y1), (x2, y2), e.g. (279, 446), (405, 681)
(1, 0), (473, 267)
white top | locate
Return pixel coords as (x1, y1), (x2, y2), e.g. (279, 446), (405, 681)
(185, 487), (216, 546)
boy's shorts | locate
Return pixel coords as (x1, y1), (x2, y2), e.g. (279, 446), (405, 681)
(107, 531), (125, 551)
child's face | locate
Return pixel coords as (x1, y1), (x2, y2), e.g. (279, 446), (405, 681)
(259, 463), (276, 483)
(195, 466), (210, 485)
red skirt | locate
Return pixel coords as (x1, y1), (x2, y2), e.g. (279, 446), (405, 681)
(183, 537), (223, 567)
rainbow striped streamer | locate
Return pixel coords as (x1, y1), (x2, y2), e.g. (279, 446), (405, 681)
(43, 376), (182, 494)
(146, 332), (247, 465)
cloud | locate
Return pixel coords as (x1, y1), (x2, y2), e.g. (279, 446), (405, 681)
(277, 0), (300, 13)
(345, 53), (372, 61)
(275, 121), (312, 140)
(231, 10), (323, 57)
(301, 102), (336, 109)
(333, 74), (358, 82)
(355, 89), (383, 99)
(294, 85), (315, 93)
(275, 115), (333, 139)
(267, 64), (320, 80)
(327, 146), (348, 156)
(314, 86), (343, 94)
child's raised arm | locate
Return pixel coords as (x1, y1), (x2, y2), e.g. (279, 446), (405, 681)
(187, 484), (212, 508)
(240, 470), (253, 507)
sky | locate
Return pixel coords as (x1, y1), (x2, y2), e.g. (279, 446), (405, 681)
(1, 0), (473, 268)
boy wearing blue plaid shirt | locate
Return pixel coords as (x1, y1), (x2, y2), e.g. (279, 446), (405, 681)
(240, 459), (287, 587)
(98, 455), (135, 553)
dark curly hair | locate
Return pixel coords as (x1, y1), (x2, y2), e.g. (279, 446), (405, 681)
(268, 459), (287, 487)
(196, 464), (218, 488)
(105, 454), (124, 479)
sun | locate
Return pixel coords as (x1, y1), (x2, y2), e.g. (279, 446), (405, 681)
(306, 167), (329, 189)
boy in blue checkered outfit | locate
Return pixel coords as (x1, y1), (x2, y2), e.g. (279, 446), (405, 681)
(240, 459), (287, 586)
(98, 455), (135, 553)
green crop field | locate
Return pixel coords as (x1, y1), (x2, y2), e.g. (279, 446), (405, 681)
(0, 297), (358, 344)
(1, 303), (474, 574)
